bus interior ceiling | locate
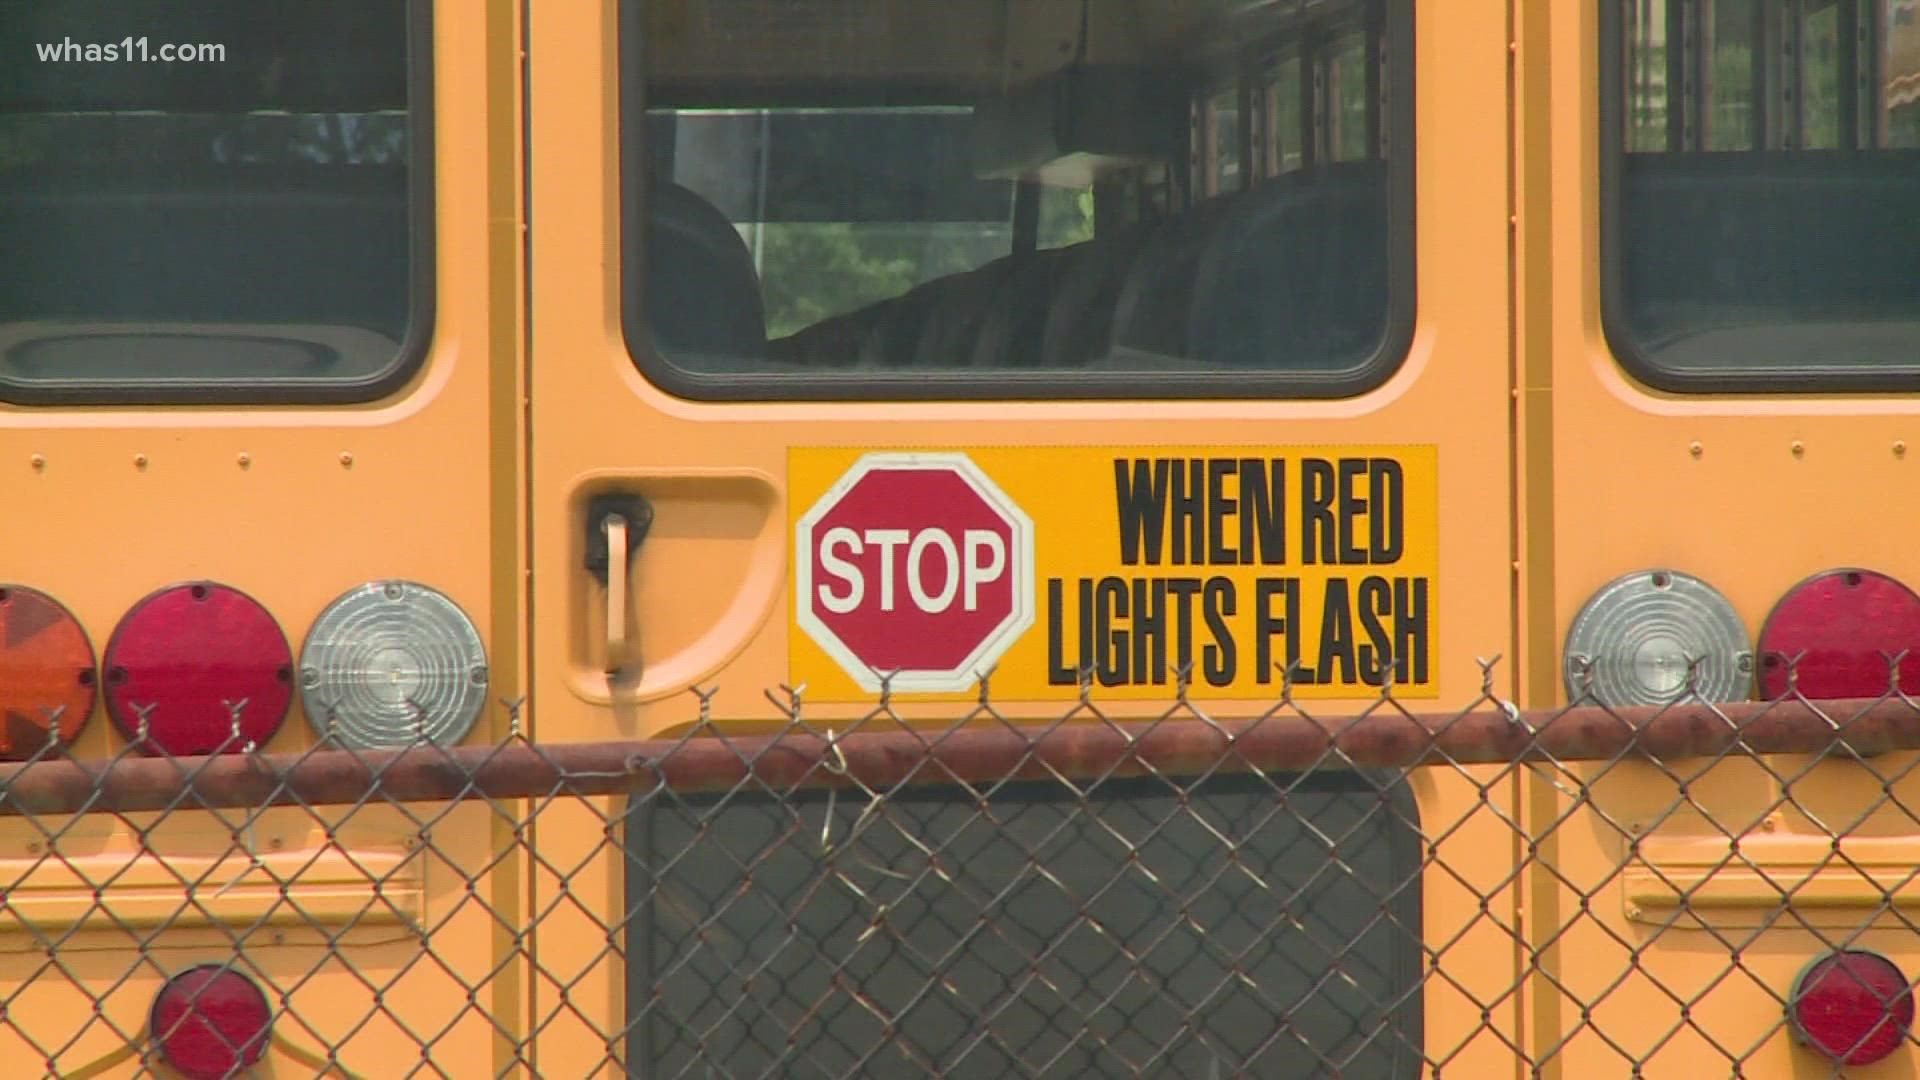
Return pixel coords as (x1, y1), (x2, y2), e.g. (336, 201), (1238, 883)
(636, 0), (1392, 376)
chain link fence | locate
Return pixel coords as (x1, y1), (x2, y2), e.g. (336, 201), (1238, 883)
(3, 660), (1920, 1076)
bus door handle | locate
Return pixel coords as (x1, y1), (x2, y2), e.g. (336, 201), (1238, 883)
(584, 493), (653, 674)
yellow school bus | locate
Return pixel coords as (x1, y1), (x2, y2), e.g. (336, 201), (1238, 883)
(2, 0), (1919, 1075)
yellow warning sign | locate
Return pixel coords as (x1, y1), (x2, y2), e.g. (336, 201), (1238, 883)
(790, 446), (1439, 700)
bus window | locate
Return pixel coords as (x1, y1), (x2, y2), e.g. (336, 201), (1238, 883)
(621, 0), (1412, 398)
(1036, 186), (1096, 251)
(1604, 0), (1920, 388)
(1201, 86), (1245, 196)
(0, 1), (430, 403)
(1706, 0), (1760, 151)
(1266, 54), (1307, 174)
(1328, 28), (1377, 162)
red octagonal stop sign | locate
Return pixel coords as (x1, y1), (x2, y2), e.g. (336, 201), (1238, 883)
(796, 453), (1034, 692)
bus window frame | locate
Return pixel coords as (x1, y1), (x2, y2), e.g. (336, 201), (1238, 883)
(1597, 0), (1920, 395)
(0, 0), (438, 407)
(618, 0), (1416, 402)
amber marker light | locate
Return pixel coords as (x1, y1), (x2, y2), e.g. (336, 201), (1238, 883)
(0, 585), (96, 759)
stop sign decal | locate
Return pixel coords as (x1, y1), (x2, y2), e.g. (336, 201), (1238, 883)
(795, 453), (1035, 692)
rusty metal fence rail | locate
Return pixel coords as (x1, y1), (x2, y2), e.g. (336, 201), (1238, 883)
(3, 665), (1920, 1076)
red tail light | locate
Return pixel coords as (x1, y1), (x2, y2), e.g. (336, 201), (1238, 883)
(0, 585), (95, 759)
(1790, 950), (1914, 1065)
(149, 965), (273, 1079)
(103, 583), (292, 757)
(1757, 569), (1920, 699)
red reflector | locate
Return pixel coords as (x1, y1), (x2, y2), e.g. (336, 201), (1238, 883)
(1757, 569), (1920, 699)
(1790, 950), (1914, 1065)
(149, 965), (272, 1080)
(0, 586), (94, 760)
(103, 583), (291, 757)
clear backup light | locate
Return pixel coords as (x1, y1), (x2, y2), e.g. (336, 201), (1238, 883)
(1789, 950), (1914, 1066)
(299, 581), (488, 749)
(149, 964), (273, 1079)
(1563, 569), (1751, 707)
(1757, 568), (1920, 699)
(103, 582), (293, 757)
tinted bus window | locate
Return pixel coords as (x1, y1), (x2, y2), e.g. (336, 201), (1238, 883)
(0, 1), (429, 403)
(1605, 0), (1920, 388)
(622, 0), (1412, 400)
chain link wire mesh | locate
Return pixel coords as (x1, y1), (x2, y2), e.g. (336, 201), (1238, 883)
(1, 658), (1919, 1076)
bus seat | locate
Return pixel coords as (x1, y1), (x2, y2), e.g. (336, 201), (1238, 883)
(1040, 228), (1150, 367)
(766, 310), (868, 367)
(970, 247), (1077, 367)
(768, 259), (1007, 368)
(860, 281), (949, 366)
(640, 182), (768, 366)
(1189, 163), (1389, 369)
(0, 165), (412, 379)
(1108, 191), (1249, 363)
(912, 258), (1018, 366)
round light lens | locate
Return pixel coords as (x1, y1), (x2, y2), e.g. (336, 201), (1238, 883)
(1790, 950), (1914, 1066)
(300, 581), (488, 749)
(0, 585), (95, 759)
(1758, 568), (1920, 699)
(103, 583), (292, 757)
(150, 965), (273, 1079)
(1563, 569), (1751, 706)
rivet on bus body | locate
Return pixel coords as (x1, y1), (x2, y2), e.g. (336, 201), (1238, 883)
(1688, 442), (1703, 458)
(1791, 441), (1805, 457)
(133, 454), (148, 470)
(28, 454), (44, 471)
(339, 452), (354, 468)
(1760, 816), (1778, 833)
(236, 453), (252, 470)
(1895, 441), (1907, 458)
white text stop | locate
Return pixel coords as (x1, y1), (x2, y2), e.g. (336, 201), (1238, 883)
(815, 528), (1008, 615)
